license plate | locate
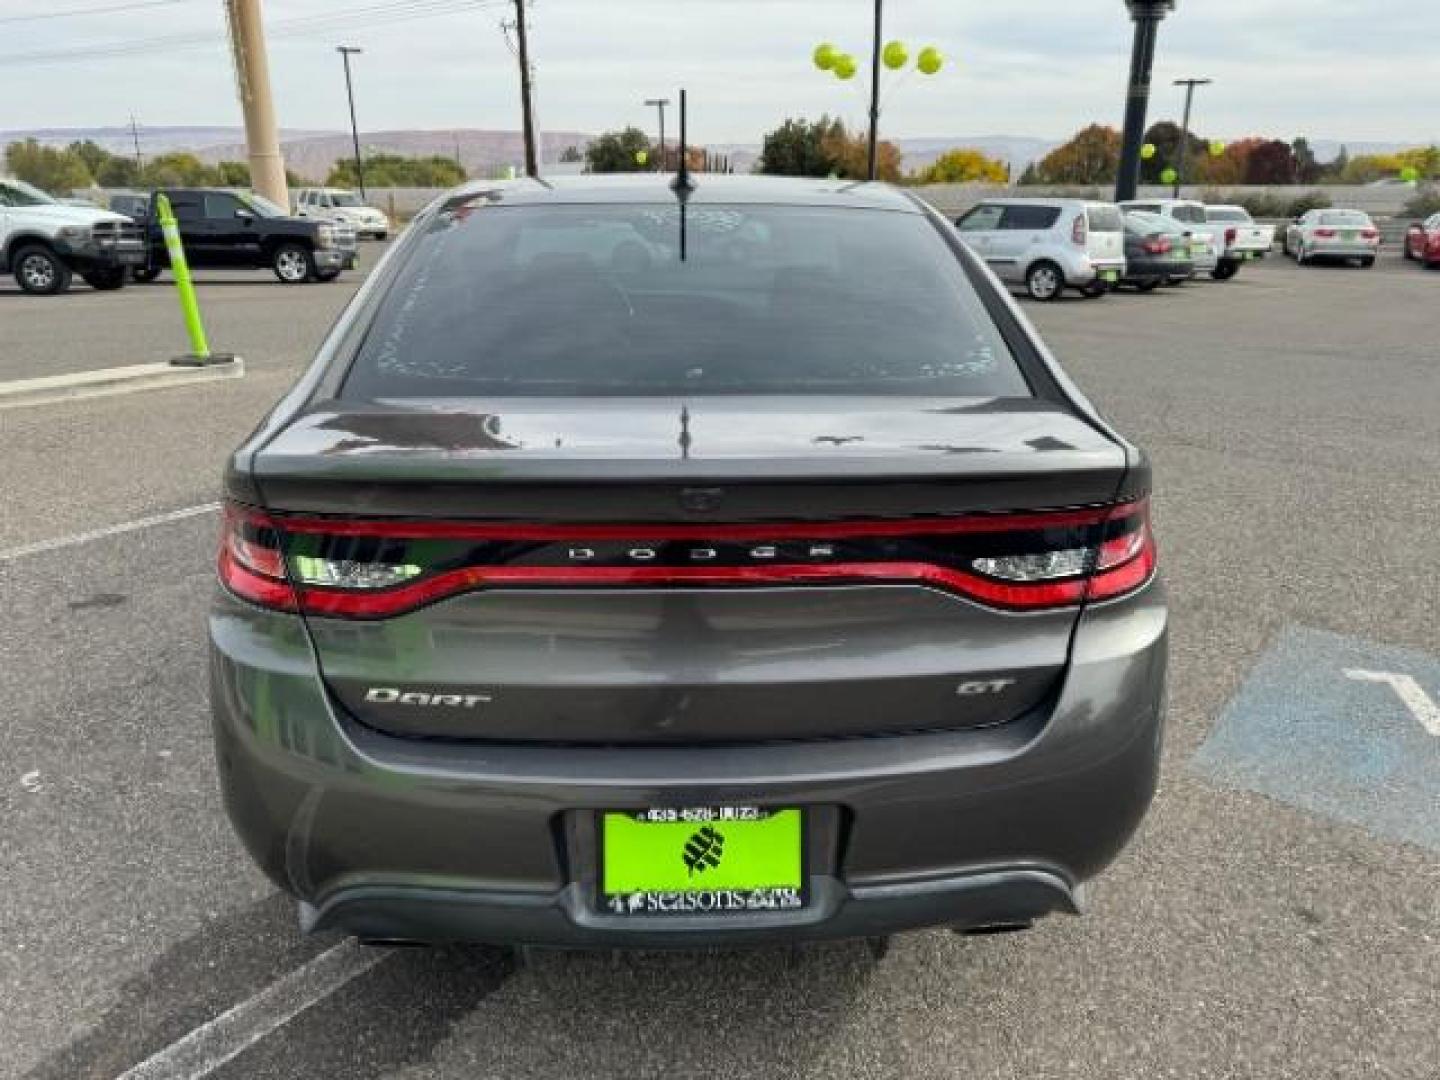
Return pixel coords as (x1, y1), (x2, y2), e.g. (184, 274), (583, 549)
(116, 251), (146, 265)
(1102, 270), (1119, 283)
(599, 807), (805, 916)
(1342, 231), (1358, 241)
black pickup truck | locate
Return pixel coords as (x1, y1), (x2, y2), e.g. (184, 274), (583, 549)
(124, 188), (358, 285)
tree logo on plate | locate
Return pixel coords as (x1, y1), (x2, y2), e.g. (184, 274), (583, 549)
(682, 825), (725, 876)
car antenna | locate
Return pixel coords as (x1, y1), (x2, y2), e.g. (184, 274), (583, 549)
(671, 88), (693, 195)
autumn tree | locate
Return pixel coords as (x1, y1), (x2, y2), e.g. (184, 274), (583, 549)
(819, 126), (903, 182)
(1033, 125), (1121, 184)
(917, 148), (1008, 184)
(1244, 140), (1296, 184)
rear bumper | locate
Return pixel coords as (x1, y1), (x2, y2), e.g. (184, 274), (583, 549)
(1125, 256), (1195, 282)
(208, 582), (1167, 947)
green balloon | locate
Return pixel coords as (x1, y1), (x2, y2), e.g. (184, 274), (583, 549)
(1140, 143), (1157, 160)
(635, 149), (649, 165)
(1209, 140), (1226, 157)
(1400, 166), (1419, 183)
(1160, 166), (1179, 185)
(833, 54), (858, 80)
(917, 46), (943, 75)
(813, 42), (836, 71)
(882, 40), (908, 70)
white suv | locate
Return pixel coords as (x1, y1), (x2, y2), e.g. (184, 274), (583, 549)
(294, 187), (390, 240)
(954, 198), (1127, 301)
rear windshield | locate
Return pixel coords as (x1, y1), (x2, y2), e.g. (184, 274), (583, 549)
(1001, 204), (1061, 230)
(1172, 204), (1207, 224)
(1086, 205), (1123, 232)
(1206, 208), (1253, 222)
(1318, 211), (1372, 227)
(342, 202), (1030, 399)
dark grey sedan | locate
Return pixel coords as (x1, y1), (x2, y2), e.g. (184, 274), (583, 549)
(209, 174), (1166, 951)
(1122, 210), (1197, 291)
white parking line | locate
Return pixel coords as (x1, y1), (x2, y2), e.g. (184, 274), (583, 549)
(114, 940), (387, 1080)
(0, 503), (220, 563)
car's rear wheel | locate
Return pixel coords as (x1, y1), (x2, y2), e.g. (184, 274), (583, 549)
(1025, 261), (1064, 301)
(12, 245), (72, 295)
(1135, 279), (1161, 293)
(272, 243), (315, 284)
(81, 267), (128, 291)
(314, 268), (342, 283)
(130, 266), (162, 283)
(1361, 256), (1376, 268)
(1080, 280), (1109, 299)
(1211, 260), (1239, 281)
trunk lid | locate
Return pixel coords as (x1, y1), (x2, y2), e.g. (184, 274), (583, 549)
(250, 396), (1131, 744)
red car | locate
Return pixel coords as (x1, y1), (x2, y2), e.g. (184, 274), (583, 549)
(1403, 213), (1440, 267)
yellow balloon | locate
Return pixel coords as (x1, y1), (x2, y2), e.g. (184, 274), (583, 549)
(813, 42), (836, 71)
(1140, 143), (1157, 160)
(882, 40), (908, 70)
(834, 54), (858, 80)
(1209, 140), (1226, 157)
(917, 46), (943, 75)
(635, 149), (649, 165)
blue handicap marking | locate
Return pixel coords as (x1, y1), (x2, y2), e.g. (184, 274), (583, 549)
(1191, 625), (1440, 854)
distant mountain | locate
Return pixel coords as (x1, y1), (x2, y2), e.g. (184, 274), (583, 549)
(0, 126), (331, 156)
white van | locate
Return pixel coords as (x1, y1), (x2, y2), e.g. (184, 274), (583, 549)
(954, 198), (1127, 301)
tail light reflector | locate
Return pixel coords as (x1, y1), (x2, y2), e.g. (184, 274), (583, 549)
(1225, 227), (1238, 246)
(217, 499), (1157, 619)
(1072, 214), (1088, 246)
(1314, 228), (1337, 238)
(1361, 228), (1379, 240)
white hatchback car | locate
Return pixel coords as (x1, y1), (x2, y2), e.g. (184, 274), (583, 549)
(954, 198), (1127, 301)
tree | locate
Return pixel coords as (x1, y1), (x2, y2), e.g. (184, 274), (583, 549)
(758, 116), (844, 177)
(4, 139), (92, 191)
(326, 153), (464, 187)
(1244, 140), (1296, 184)
(819, 126), (903, 182)
(215, 161), (251, 186)
(1140, 121), (1205, 184)
(1292, 137), (1320, 184)
(1328, 144), (1350, 182)
(140, 152), (214, 186)
(559, 145), (583, 163)
(1033, 124), (1121, 185)
(95, 155), (140, 187)
(584, 127), (652, 173)
(917, 148), (1008, 184)
(1017, 162), (1041, 186)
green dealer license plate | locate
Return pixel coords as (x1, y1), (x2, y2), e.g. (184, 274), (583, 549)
(599, 807), (805, 916)
(1102, 270), (1119, 283)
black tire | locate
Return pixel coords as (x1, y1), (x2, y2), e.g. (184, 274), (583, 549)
(81, 267), (128, 291)
(1361, 256), (1375, 268)
(130, 266), (162, 283)
(1135, 279), (1161, 293)
(374, 231), (388, 242)
(271, 242), (316, 284)
(1081, 280), (1109, 298)
(1211, 260), (1239, 281)
(313, 268), (342, 283)
(1024, 260), (1064, 301)
(11, 244), (73, 295)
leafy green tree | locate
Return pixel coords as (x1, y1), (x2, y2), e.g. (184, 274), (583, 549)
(326, 153), (465, 187)
(1017, 162), (1041, 186)
(758, 116), (844, 177)
(95, 155), (141, 187)
(1140, 121), (1205, 184)
(1032, 125), (1121, 185)
(917, 148), (1008, 184)
(4, 139), (92, 191)
(559, 145), (583, 163)
(140, 152), (214, 186)
(215, 161), (251, 186)
(1292, 137), (1320, 184)
(584, 127), (652, 174)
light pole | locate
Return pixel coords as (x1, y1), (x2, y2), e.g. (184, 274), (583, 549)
(1115, 0), (1176, 202)
(1172, 77), (1212, 196)
(336, 46), (366, 199)
(866, 0), (883, 181)
(644, 97), (670, 172)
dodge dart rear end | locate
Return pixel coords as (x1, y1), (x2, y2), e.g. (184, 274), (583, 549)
(209, 174), (1166, 949)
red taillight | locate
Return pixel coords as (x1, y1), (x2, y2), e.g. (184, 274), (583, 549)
(218, 505), (298, 612)
(1361, 228), (1379, 240)
(1142, 237), (1171, 255)
(1225, 227), (1238, 246)
(1072, 214), (1088, 246)
(1314, 228), (1337, 239)
(218, 499), (1158, 618)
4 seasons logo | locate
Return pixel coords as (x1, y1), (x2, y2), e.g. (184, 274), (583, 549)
(607, 888), (804, 916)
(682, 825), (726, 876)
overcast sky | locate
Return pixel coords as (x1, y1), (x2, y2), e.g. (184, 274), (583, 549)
(1, 0), (1436, 146)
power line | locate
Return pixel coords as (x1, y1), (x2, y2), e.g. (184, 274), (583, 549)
(0, 0), (506, 67)
(0, 0), (190, 25)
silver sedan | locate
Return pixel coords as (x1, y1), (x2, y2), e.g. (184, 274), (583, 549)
(1286, 210), (1381, 267)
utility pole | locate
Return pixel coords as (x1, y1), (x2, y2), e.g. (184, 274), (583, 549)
(866, 0), (883, 180)
(512, 0), (538, 177)
(644, 97), (669, 171)
(1115, 0), (1176, 203)
(128, 113), (143, 175)
(1173, 77), (1212, 197)
(224, 0), (288, 208)
(336, 46), (366, 199)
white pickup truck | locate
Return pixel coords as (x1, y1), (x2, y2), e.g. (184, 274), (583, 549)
(1204, 205), (1275, 261)
(0, 176), (146, 294)
(293, 187), (390, 240)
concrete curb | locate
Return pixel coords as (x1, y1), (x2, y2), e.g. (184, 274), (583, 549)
(0, 358), (245, 410)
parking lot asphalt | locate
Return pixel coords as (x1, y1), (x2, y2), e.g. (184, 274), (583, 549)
(2, 250), (1437, 1079)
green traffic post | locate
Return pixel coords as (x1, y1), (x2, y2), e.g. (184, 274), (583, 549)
(155, 193), (236, 367)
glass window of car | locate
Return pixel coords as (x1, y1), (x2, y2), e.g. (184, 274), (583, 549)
(955, 204), (1006, 232)
(343, 202), (1031, 400)
(204, 193), (247, 219)
(168, 195), (203, 221)
(238, 192), (285, 217)
(1086, 205), (1124, 232)
(331, 192), (363, 208)
(1173, 204), (1207, 224)
(999, 205), (1061, 230)
(1318, 211), (1372, 227)
(1125, 203), (1161, 214)
(0, 179), (58, 207)
(1206, 208), (1252, 222)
